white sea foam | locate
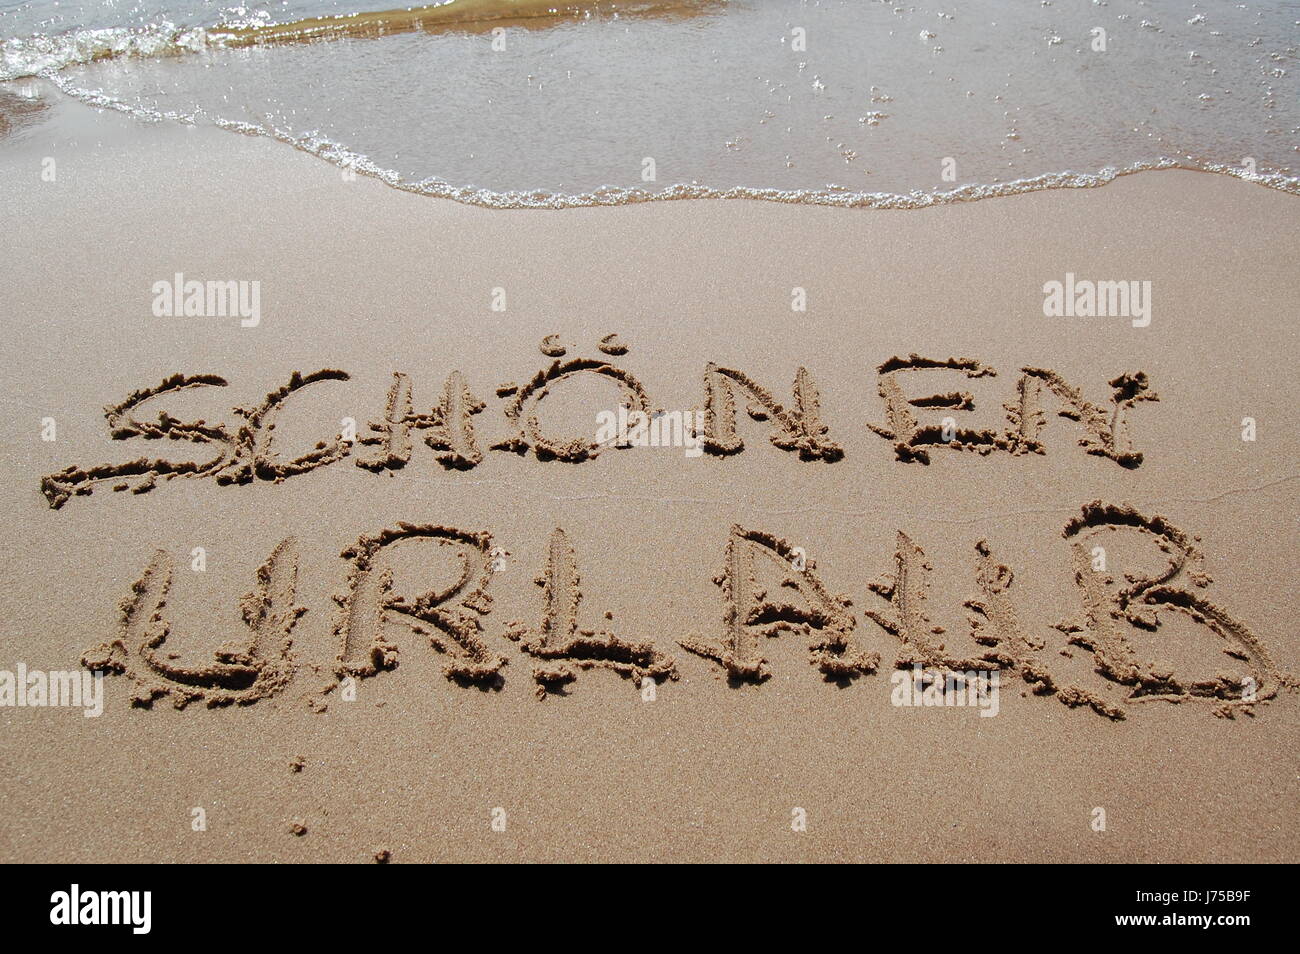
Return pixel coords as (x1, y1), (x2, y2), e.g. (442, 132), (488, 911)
(1, 23), (221, 82)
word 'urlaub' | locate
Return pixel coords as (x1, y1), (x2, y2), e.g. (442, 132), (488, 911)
(40, 345), (1159, 509)
(77, 503), (1294, 720)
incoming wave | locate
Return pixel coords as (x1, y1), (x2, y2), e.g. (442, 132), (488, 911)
(0, 0), (721, 80)
(216, 0), (724, 45)
(1, 23), (215, 81)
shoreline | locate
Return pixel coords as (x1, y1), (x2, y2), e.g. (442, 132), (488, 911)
(6, 80), (1300, 211)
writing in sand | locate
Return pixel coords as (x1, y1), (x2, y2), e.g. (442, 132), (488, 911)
(40, 341), (1294, 718)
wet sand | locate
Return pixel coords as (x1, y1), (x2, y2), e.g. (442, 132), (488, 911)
(0, 99), (1296, 862)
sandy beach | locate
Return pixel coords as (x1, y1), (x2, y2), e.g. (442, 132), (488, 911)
(0, 94), (1295, 863)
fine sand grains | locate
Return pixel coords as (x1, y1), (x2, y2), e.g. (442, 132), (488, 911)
(332, 523), (506, 686)
(80, 538), (305, 708)
(680, 525), (878, 682)
(868, 355), (1158, 467)
(506, 527), (677, 698)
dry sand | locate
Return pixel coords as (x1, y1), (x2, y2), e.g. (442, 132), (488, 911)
(0, 99), (1296, 862)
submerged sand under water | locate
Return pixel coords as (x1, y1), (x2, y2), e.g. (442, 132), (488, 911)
(2, 0), (1296, 204)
